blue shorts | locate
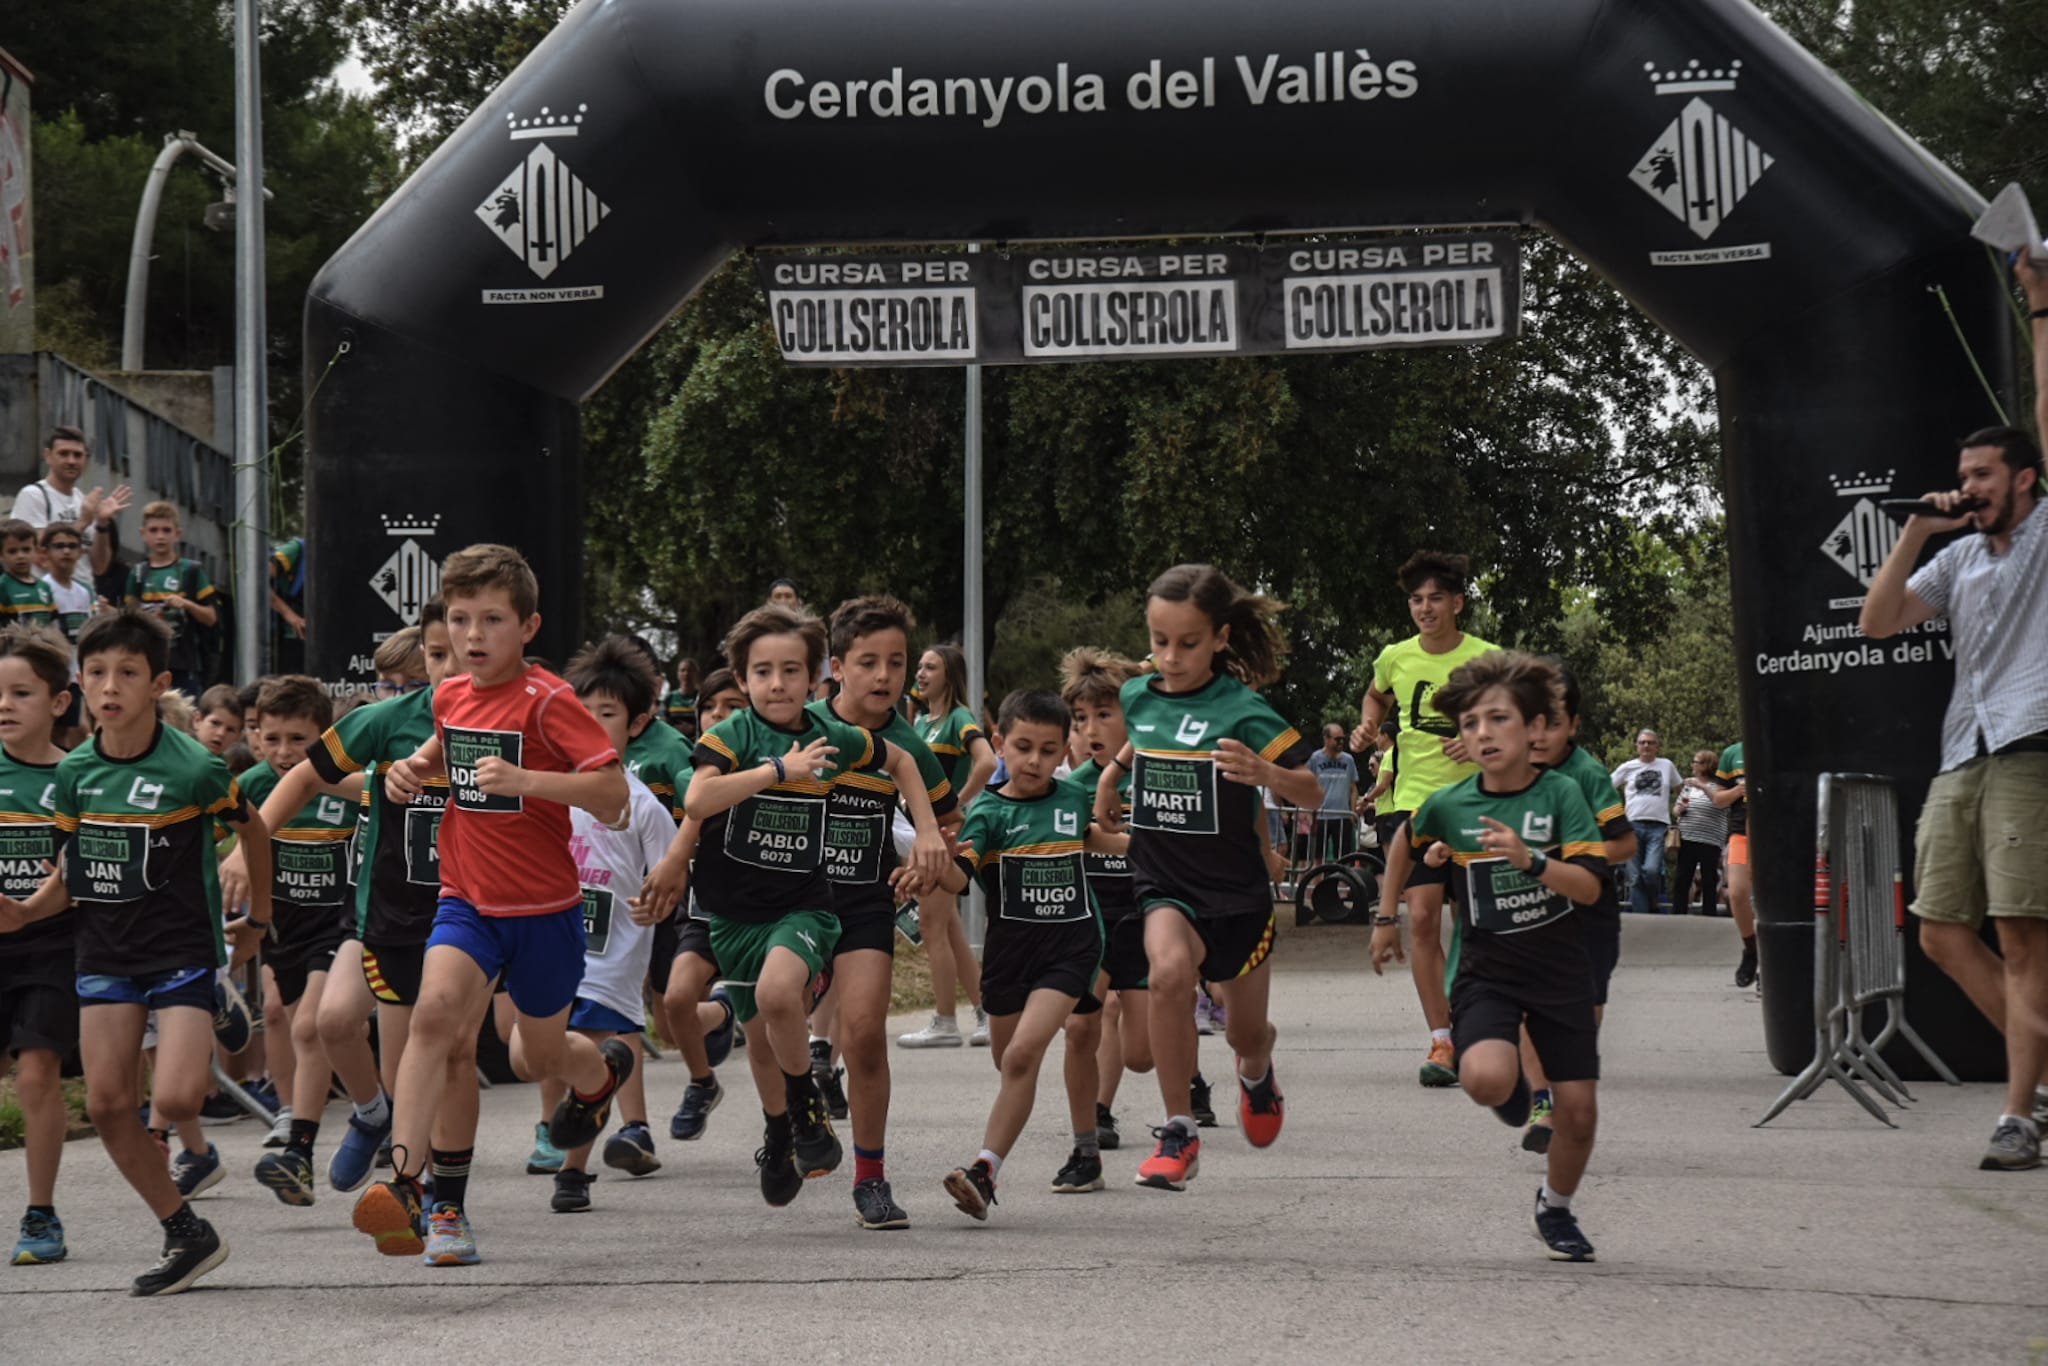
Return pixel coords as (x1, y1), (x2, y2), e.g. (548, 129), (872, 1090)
(77, 965), (215, 1012)
(567, 997), (641, 1035)
(428, 896), (585, 1018)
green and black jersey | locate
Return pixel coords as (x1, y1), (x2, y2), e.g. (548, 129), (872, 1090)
(0, 573), (56, 629)
(665, 688), (698, 736)
(916, 704), (986, 805)
(691, 707), (883, 925)
(238, 760), (357, 944)
(0, 749), (67, 959)
(54, 721), (244, 976)
(1543, 742), (1626, 921)
(1064, 757), (1134, 923)
(956, 781), (1103, 962)
(123, 558), (217, 676)
(1716, 741), (1746, 836)
(807, 698), (954, 918)
(1408, 769), (1605, 991)
(306, 688), (446, 946)
(626, 721), (694, 824)
(1120, 671), (1313, 920)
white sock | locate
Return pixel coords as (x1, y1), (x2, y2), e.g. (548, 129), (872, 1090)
(1239, 1066), (1269, 1089)
(354, 1091), (391, 1128)
(1539, 1182), (1573, 1211)
(1431, 1028), (1452, 1044)
(1999, 1113), (2040, 1138)
(1168, 1114), (1198, 1137)
(976, 1149), (1003, 1178)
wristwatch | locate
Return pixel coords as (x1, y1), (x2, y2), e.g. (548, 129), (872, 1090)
(1525, 849), (1549, 880)
(1371, 914), (1399, 927)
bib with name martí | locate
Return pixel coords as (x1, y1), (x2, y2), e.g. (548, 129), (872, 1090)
(691, 707), (883, 924)
(1121, 671), (1313, 919)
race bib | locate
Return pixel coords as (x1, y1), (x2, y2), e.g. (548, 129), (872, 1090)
(446, 727), (523, 813)
(273, 838), (348, 908)
(1130, 753), (1219, 835)
(1084, 850), (1130, 882)
(403, 805), (445, 887)
(581, 884), (615, 956)
(997, 851), (1093, 925)
(1466, 856), (1574, 935)
(65, 821), (150, 903)
(0, 821), (56, 899)
(349, 802), (371, 885)
(724, 793), (827, 874)
(824, 811), (888, 886)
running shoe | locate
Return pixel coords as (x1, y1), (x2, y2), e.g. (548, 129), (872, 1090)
(1533, 1189), (1596, 1262)
(1420, 1038), (1458, 1088)
(1189, 1073), (1218, 1128)
(792, 1086), (843, 1178)
(1095, 1102), (1121, 1151)
(199, 1091), (247, 1123)
(526, 1121), (566, 1175)
(1195, 992), (1226, 1036)
(375, 1142), (393, 1169)
(262, 1105), (293, 1149)
(212, 979), (253, 1053)
(896, 1014), (964, 1048)
(2033, 1087), (2048, 1131)
(254, 1149), (317, 1207)
(852, 1176), (910, 1230)
(602, 1121), (662, 1176)
(11, 1210), (65, 1265)
(170, 1143), (224, 1198)
(329, 1109), (392, 1193)
(1523, 1092), (1555, 1155)
(969, 1006), (990, 1047)
(1493, 1072), (1532, 1129)
(422, 1202), (480, 1266)
(943, 1159), (998, 1220)
(245, 1077), (280, 1113)
(671, 1076), (723, 1141)
(757, 1135), (803, 1207)
(703, 987), (738, 1067)
(352, 1173), (426, 1257)
(1734, 946), (1759, 989)
(816, 1065), (849, 1122)
(551, 1168), (595, 1213)
(1051, 1149), (1105, 1193)
(1980, 1118), (2042, 1171)
(130, 1218), (227, 1297)
(1238, 1062), (1285, 1148)
(1135, 1125), (1201, 1191)
(548, 1037), (635, 1150)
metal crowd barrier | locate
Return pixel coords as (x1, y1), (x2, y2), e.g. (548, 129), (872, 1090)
(1268, 804), (1385, 926)
(1755, 773), (1959, 1128)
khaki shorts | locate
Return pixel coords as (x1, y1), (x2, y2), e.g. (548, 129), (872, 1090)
(1911, 751), (2048, 926)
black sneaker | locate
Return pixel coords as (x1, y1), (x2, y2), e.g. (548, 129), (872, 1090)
(671, 1076), (723, 1141)
(816, 1064), (849, 1122)
(1493, 1072), (1532, 1128)
(791, 1088), (843, 1178)
(1734, 948), (1759, 989)
(198, 1091), (247, 1123)
(131, 1218), (229, 1297)
(1051, 1148), (1105, 1193)
(943, 1159), (998, 1221)
(548, 1038), (635, 1150)
(551, 1168), (595, 1213)
(253, 1150), (317, 1207)
(852, 1176), (910, 1230)
(757, 1135), (803, 1207)
(1095, 1102), (1120, 1151)
(1532, 1189), (1596, 1262)
(1189, 1074), (1218, 1128)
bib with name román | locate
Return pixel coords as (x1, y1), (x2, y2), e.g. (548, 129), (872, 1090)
(1408, 769), (1606, 939)
(446, 727), (524, 813)
(808, 699), (955, 906)
(957, 784), (1100, 928)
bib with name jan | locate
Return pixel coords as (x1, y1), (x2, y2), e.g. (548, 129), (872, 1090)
(581, 884), (615, 956)
(1466, 856), (1574, 935)
(998, 850), (1093, 925)
(0, 820), (57, 899)
(1131, 752), (1219, 835)
(66, 820), (152, 903)
(726, 793), (827, 873)
(824, 810), (887, 886)
(446, 727), (523, 813)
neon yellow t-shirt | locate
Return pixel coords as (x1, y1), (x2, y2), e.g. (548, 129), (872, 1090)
(1370, 632), (1497, 813)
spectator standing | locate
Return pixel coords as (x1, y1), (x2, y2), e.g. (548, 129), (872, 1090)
(11, 425), (130, 580)
(270, 537), (307, 674)
(1610, 730), (1682, 913)
(1671, 750), (1728, 915)
(1305, 724), (1360, 864)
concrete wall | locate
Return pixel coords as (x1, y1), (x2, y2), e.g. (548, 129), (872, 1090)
(0, 47), (32, 356)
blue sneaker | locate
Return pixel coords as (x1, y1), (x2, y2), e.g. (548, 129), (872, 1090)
(171, 1143), (224, 1198)
(671, 1076), (723, 1141)
(12, 1210), (66, 1264)
(329, 1109), (392, 1194)
(526, 1121), (565, 1175)
(212, 979), (253, 1053)
(704, 987), (737, 1068)
(422, 1202), (479, 1266)
(602, 1121), (661, 1176)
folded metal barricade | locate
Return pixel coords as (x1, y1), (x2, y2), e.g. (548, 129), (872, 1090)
(1755, 773), (1959, 1128)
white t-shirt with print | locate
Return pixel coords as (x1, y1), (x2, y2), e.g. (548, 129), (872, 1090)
(1610, 756), (1683, 825)
(569, 772), (674, 1024)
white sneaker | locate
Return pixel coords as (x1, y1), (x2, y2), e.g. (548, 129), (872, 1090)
(897, 1015), (964, 1049)
(969, 1006), (990, 1048)
(263, 1105), (293, 1149)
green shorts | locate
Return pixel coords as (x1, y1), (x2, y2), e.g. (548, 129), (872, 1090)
(707, 910), (840, 1023)
(1911, 751), (2048, 926)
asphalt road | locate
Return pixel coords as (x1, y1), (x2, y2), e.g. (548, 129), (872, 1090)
(3, 915), (2043, 1364)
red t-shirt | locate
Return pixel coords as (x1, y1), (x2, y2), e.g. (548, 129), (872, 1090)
(433, 665), (619, 916)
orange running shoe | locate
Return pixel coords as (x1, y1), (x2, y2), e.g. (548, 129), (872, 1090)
(351, 1175), (426, 1257)
(1238, 1060), (1285, 1148)
(1420, 1037), (1458, 1088)
(1134, 1125), (1201, 1190)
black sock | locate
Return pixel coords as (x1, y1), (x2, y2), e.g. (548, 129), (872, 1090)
(429, 1146), (474, 1211)
(1741, 934), (1757, 953)
(288, 1118), (320, 1159)
(692, 1072), (715, 1088)
(763, 1108), (793, 1148)
(160, 1201), (203, 1239)
(784, 1069), (816, 1118)
(147, 1126), (170, 1147)
(26, 1204), (55, 1218)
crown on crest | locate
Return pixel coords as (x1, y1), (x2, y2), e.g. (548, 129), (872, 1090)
(1828, 470), (1893, 498)
(1644, 60), (1741, 96)
(505, 103), (587, 140)
(381, 513), (443, 537)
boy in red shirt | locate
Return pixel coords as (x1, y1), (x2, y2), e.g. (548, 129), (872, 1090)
(351, 544), (631, 1266)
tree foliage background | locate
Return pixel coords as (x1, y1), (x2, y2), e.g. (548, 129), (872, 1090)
(18, 0), (2044, 761)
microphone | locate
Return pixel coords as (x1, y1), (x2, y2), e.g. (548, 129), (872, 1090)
(1878, 496), (1985, 522)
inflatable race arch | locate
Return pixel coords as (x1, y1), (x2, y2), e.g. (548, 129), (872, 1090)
(305, 0), (2015, 1077)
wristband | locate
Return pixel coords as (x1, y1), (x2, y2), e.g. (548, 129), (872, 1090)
(767, 755), (786, 783)
(1525, 849), (1550, 880)
(1109, 753), (1131, 771)
(2032, 308), (2048, 319)
(1371, 914), (1399, 927)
